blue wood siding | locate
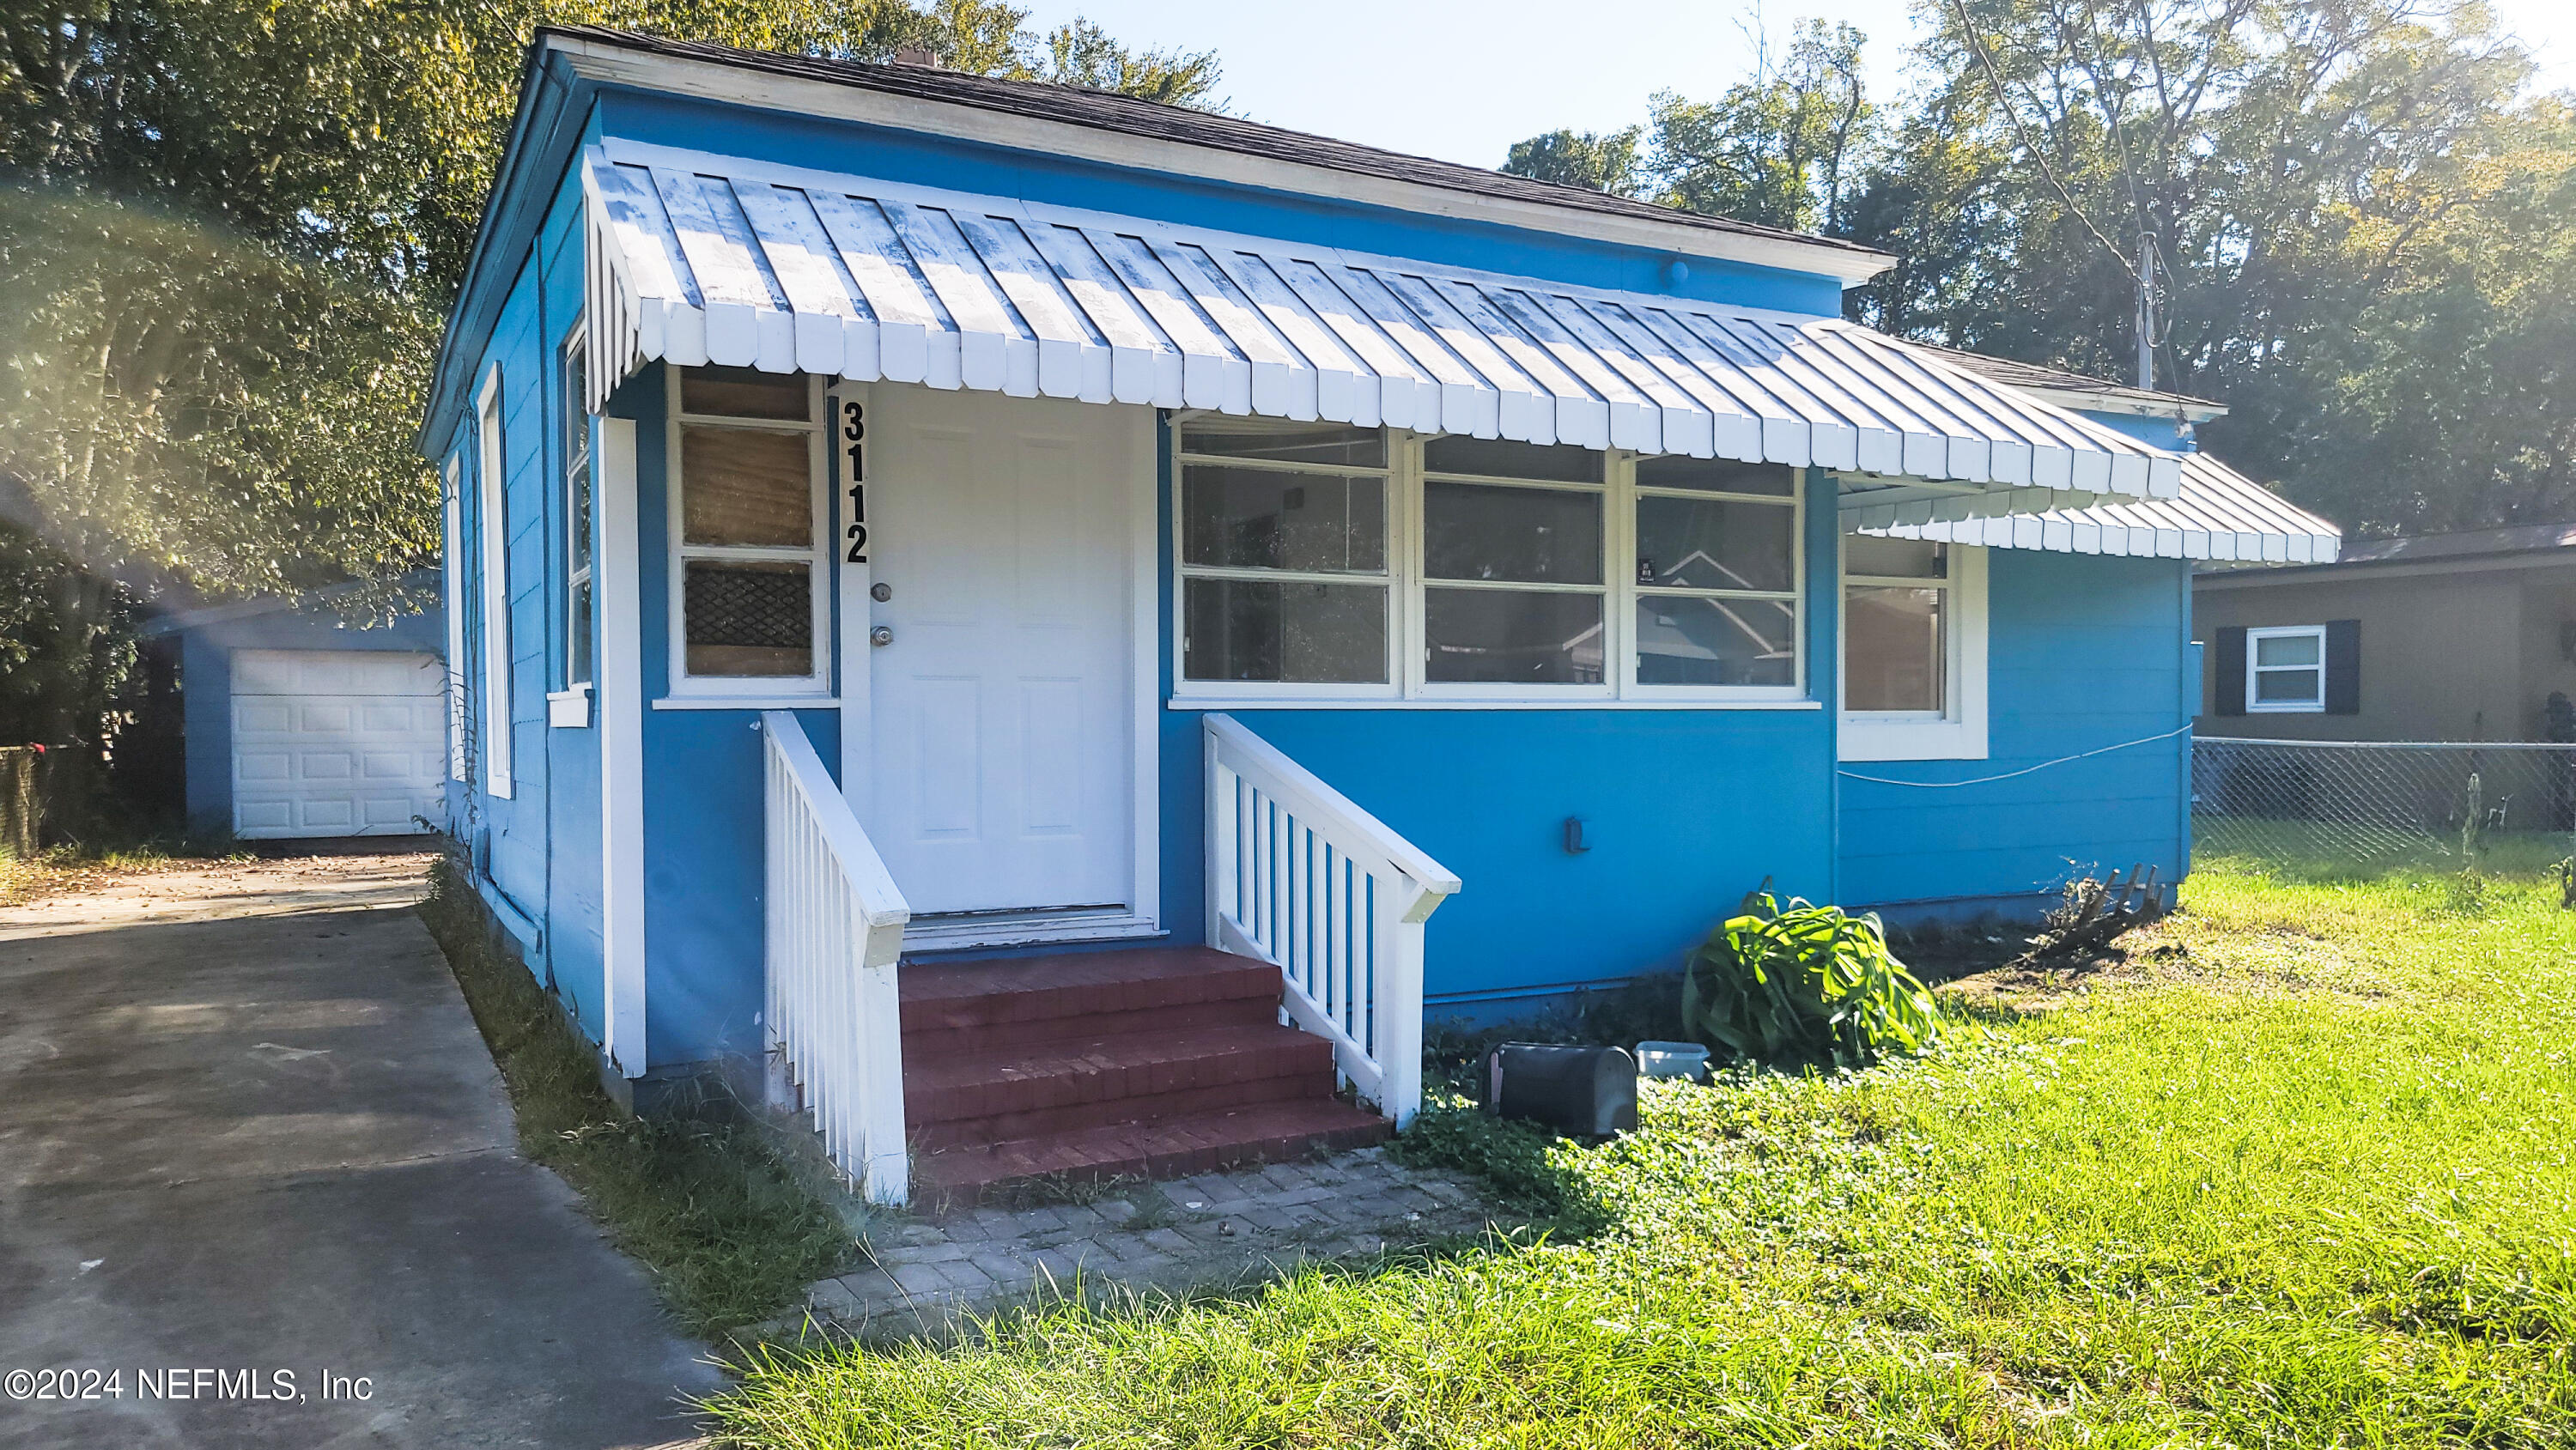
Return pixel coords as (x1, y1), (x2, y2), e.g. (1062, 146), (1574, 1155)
(1838, 550), (2193, 911)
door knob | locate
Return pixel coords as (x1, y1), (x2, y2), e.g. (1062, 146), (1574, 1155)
(869, 626), (894, 646)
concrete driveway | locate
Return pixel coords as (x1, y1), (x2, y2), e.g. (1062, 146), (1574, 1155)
(0, 849), (725, 1448)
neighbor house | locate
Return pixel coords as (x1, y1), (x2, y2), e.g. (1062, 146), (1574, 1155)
(422, 27), (2339, 1204)
(2197, 523), (2576, 743)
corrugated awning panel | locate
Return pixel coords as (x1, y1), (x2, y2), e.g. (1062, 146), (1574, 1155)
(580, 141), (2181, 502)
(1856, 450), (2341, 563)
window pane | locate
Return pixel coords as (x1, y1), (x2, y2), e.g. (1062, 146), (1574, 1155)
(1635, 597), (1797, 687)
(568, 457), (592, 572)
(1634, 455), (1795, 496)
(1844, 585), (1944, 711)
(683, 428), (811, 548)
(1182, 465), (1385, 573)
(2254, 633), (2320, 668)
(1425, 482), (1603, 585)
(681, 365), (808, 420)
(1182, 579), (1387, 683)
(1423, 436), (1603, 482)
(1182, 424), (1384, 470)
(1844, 536), (1944, 579)
(2255, 668), (2321, 703)
(1425, 589), (1605, 684)
(568, 579), (593, 687)
(683, 560), (812, 676)
(1636, 494), (1795, 592)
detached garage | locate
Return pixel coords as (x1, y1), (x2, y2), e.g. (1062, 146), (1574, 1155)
(148, 584), (447, 840)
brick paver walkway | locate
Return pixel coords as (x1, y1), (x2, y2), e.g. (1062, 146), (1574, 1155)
(803, 1148), (1487, 1334)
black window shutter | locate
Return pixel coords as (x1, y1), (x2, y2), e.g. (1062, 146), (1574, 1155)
(2324, 619), (2360, 714)
(2214, 627), (2247, 716)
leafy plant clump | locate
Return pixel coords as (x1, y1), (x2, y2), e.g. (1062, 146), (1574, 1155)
(1681, 891), (1942, 1069)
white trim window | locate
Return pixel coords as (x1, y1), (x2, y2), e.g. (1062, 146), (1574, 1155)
(665, 366), (830, 699)
(562, 329), (595, 692)
(476, 367), (514, 799)
(1838, 537), (1989, 761)
(2246, 623), (2327, 713)
(1172, 422), (1806, 706)
(443, 456), (468, 781)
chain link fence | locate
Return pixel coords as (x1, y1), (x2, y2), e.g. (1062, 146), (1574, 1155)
(2192, 737), (2576, 872)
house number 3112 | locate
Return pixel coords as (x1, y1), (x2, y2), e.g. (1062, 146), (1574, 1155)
(841, 398), (867, 564)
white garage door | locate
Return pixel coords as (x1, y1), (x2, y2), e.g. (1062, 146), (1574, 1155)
(231, 650), (447, 839)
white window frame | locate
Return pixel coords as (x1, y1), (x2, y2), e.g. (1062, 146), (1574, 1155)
(1172, 426), (1400, 701)
(443, 456), (468, 781)
(560, 325), (595, 703)
(1837, 538), (1988, 762)
(2245, 623), (2328, 714)
(476, 365), (514, 799)
(1168, 424), (1812, 709)
(661, 367), (832, 702)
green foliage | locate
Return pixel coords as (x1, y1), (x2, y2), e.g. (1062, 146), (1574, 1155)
(704, 864), (2576, 1446)
(1681, 891), (1942, 1068)
(1387, 1107), (1609, 1237)
(1502, 1), (2576, 539)
(417, 853), (860, 1333)
(1500, 126), (1644, 196)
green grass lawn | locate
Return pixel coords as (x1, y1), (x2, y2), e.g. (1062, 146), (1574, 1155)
(710, 858), (2576, 1447)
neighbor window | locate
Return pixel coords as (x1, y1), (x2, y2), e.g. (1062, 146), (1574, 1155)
(562, 331), (593, 689)
(2246, 624), (2326, 713)
(1173, 426), (1804, 701)
(669, 366), (825, 692)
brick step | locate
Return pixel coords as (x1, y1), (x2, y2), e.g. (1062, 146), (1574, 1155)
(900, 948), (1281, 1052)
(914, 1099), (1394, 1209)
(905, 1022), (1334, 1149)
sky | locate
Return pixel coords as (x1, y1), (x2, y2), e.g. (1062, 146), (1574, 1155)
(1017, 0), (2576, 170)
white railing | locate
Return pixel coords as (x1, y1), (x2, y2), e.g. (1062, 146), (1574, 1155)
(1203, 713), (1460, 1127)
(762, 711), (911, 1204)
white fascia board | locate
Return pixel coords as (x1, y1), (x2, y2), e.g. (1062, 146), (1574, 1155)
(552, 39), (1896, 288)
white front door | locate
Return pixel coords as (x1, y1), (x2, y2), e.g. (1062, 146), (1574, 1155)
(861, 388), (1147, 925)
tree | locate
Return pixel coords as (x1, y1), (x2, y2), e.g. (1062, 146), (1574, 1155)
(1502, 2), (2576, 539)
(0, 0), (1224, 760)
(1500, 19), (1874, 233)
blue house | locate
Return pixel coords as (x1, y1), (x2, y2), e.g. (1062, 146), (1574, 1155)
(422, 27), (2338, 1204)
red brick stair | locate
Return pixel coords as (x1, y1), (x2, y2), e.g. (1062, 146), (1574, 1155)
(901, 946), (1389, 1206)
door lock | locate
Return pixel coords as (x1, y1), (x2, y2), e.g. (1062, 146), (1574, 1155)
(869, 626), (895, 646)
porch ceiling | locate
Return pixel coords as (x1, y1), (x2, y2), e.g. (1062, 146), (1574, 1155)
(579, 140), (2182, 515)
(1854, 450), (2342, 563)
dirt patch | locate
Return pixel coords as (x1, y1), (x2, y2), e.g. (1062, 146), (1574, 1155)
(0, 848), (436, 938)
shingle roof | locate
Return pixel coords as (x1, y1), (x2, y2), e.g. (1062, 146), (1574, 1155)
(538, 25), (1893, 271)
(1910, 341), (2224, 416)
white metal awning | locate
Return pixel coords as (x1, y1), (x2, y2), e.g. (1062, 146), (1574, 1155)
(1857, 449), (2341, 563)
(580, 140), (2182, 514)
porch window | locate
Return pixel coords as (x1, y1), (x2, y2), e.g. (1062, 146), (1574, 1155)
(1838, 536), (1990, 761)
(1171, 424), (1809, 705)
(1422, 438), (1607, 689)
(1631, 455), (1800, 689)
(562, 331), (593, 689)
(2245, 624), (2326, 713)
(668, 367), (828, 693)
(1177, 424), (1392, 687)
